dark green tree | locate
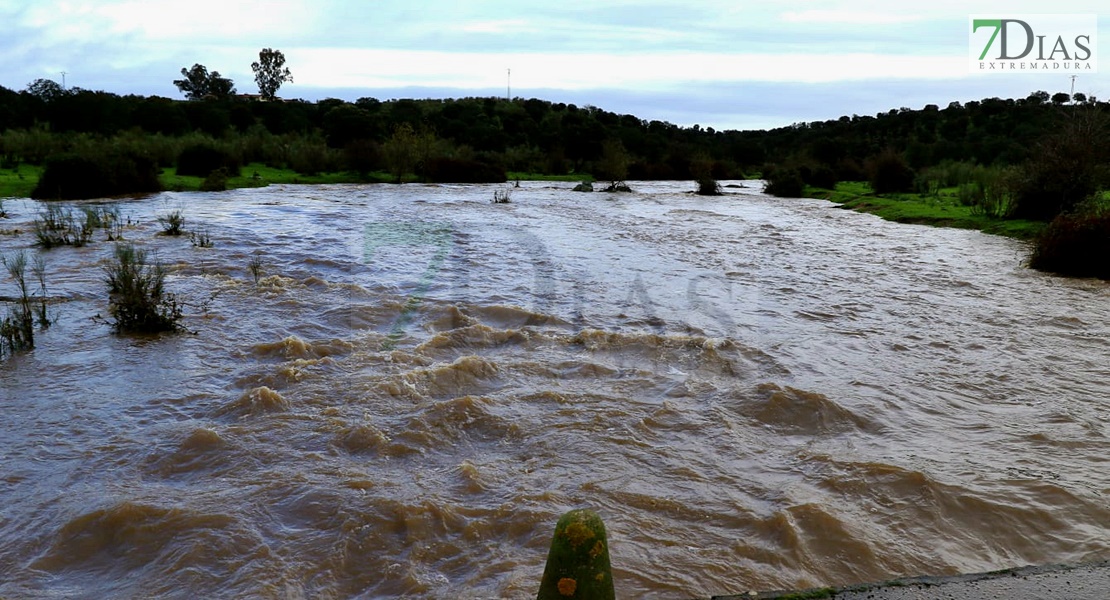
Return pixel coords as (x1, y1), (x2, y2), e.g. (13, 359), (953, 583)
(173, 64), (235, 100)
(252, 48), (293, 101)
(25, 78), (66, 101)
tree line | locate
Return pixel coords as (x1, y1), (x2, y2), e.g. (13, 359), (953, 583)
(2, 78), (1102, 184)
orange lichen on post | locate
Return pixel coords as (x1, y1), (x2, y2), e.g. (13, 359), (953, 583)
(537, 509), (615, 600)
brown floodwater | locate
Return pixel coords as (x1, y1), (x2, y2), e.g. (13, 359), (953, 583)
(0, 181), (1107, 599)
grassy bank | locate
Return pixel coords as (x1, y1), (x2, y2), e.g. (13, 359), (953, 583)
(160, 163), (395, 192)
(2, 164), (595, 199)
(0, 165), (43, 198)
(805, 181), (1046, 240)
(507, 172), (594, 182)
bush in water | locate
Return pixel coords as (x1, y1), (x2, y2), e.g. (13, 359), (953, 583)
(103, 244), (183, 333)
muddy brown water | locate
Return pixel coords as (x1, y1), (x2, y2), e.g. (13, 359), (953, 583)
(0, 181), (1107, 599)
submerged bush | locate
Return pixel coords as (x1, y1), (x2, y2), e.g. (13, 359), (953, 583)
(1, 251), (35, 357)
(103, 244), (183, 333)
(31, 151), (162, 200)
(33, 204), (95, 248)
(1029, 207), (1110, 278)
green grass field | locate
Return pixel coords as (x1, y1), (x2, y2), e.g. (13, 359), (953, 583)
(2, 164), (593, 199)
(507, 172), (594, 182)
(0, 165), (43, 199)
(805, 181), (1046, 240)
(159, 164), (396, 192)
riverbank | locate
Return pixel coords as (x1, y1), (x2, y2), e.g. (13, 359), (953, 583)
(803, 181), (1046, 240)
(707, 561), (1110, 599)
(0, 164), (594, 200)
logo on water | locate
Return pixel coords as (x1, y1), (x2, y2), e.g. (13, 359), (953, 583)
(969, 14), (1097, 73)
(363, 222), (455, 348)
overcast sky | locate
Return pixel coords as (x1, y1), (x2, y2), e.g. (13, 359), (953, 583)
(0, 1), (1105, 130)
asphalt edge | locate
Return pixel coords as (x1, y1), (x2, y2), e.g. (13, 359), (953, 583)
(704, 560), (1110, 599)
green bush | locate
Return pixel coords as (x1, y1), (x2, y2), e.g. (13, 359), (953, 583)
(33, 204), (94, 248)
(1, 251), (34, 357)
(158, 210), (185, 236)
(866, 150), (915, 194)
(31, 151), (161, 200)
(1010, 113), (1108, 221)
(200, 167), (229, 192)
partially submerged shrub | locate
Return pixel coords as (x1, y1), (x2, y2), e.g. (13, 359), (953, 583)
(1, 252), (34, 356)
(158, 210), (185, 236)
(572, 181), (594, 192)
(492, 188), (511, 204)
(189, 228), (213, 248)
(103, 244), (183, 333)
(695, 178), (722, 196)
(247, 253), (264, 285)
(34, 204), (94, 248)
(1, 251), (49, 357)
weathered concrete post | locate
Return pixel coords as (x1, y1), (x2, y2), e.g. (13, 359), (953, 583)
(537, 509), (615, 600)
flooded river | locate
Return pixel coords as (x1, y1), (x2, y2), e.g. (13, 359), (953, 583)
(0, 181), (1107, 598)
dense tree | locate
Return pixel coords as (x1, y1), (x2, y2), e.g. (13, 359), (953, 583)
(173, 64), (235, 100)
(252, 48), (293, 101)
(596, 139), (630, 186)
(25, 79), (66, 102)
(382, 123), (419, 183)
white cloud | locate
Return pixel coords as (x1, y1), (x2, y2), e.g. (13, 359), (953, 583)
(456, 19), (534, 34)
(781, 10), (922, 25)
(290, 48), (966, 90)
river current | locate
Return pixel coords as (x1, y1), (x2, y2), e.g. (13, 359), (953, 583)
(0, 181), (1107, 598)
